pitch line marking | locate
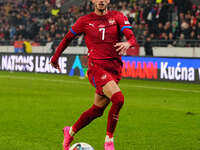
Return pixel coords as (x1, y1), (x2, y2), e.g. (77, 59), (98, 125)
(121, 84), (200, 94)
(0, 75), (199, 94)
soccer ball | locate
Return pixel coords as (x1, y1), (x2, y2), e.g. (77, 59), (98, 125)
(69, 142), (94, 150)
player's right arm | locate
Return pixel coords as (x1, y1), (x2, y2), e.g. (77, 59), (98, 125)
(114, 11), (138, 55)
(50, 17), (85, 70)
(50, 31), (75, 71)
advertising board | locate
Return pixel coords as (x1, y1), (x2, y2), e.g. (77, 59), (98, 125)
(122, 56), (200, 83)
(0, 54), (199, 83)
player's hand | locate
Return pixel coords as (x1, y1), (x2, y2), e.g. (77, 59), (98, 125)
(49, 60), (61, 72)
(114, 42), (131, 55)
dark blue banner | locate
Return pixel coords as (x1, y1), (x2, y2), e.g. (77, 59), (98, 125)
(122, 57), (200, 69)
(122, 56), (200, 83)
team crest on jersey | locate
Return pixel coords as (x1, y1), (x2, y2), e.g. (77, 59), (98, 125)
(108, 19), (115, 25)
(101, 74), (107, 80)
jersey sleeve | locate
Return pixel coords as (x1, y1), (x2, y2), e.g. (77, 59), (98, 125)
(115, 11), (132, 32)
(70, 16), (85, 35)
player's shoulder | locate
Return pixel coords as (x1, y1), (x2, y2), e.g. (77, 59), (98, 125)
(108, 10), (124, 17)
(75, 13), (92, 24)
(79, 12), (95, 21)
(77, 15), (88, 22)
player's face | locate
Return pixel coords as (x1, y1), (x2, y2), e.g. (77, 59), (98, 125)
(92, 0), (110, 12)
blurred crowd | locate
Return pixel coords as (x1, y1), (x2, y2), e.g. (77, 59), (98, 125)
(0, 0), (200, 47)
(114, 0), (200, 47)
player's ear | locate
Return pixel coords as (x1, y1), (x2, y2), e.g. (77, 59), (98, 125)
(91, 0), (95, 3)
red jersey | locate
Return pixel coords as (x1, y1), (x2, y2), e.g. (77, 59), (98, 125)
(70, 10), (132, 60)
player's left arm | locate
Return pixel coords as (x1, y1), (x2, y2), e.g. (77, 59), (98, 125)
(114, 12), (138, 55)
(115, 29), (137, 55)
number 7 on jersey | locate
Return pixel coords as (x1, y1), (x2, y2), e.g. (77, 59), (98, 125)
(99, 28), (105, 40)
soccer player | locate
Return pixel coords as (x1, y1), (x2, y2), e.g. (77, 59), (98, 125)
(50, 0), (137, 149)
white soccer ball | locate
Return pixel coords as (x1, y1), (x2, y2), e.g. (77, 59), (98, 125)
(69, 142), (94, 150)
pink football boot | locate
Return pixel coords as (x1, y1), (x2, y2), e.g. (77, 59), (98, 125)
(62, 126), (74, 150)
(104, 141), (115, 150)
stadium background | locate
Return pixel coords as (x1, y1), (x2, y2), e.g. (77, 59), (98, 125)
(0, 0), (200, 83)
(0, 0), (200, 47)
(0, 0), (200, 150)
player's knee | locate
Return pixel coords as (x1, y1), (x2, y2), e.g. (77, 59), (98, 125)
(111, 91), (124, 108)
(92, 105), (105, 118)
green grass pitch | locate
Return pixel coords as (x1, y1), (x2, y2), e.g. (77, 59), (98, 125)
(0, 71), (200, 150)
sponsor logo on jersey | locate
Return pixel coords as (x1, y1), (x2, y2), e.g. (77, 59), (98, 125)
(89, 23), (95, 27)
